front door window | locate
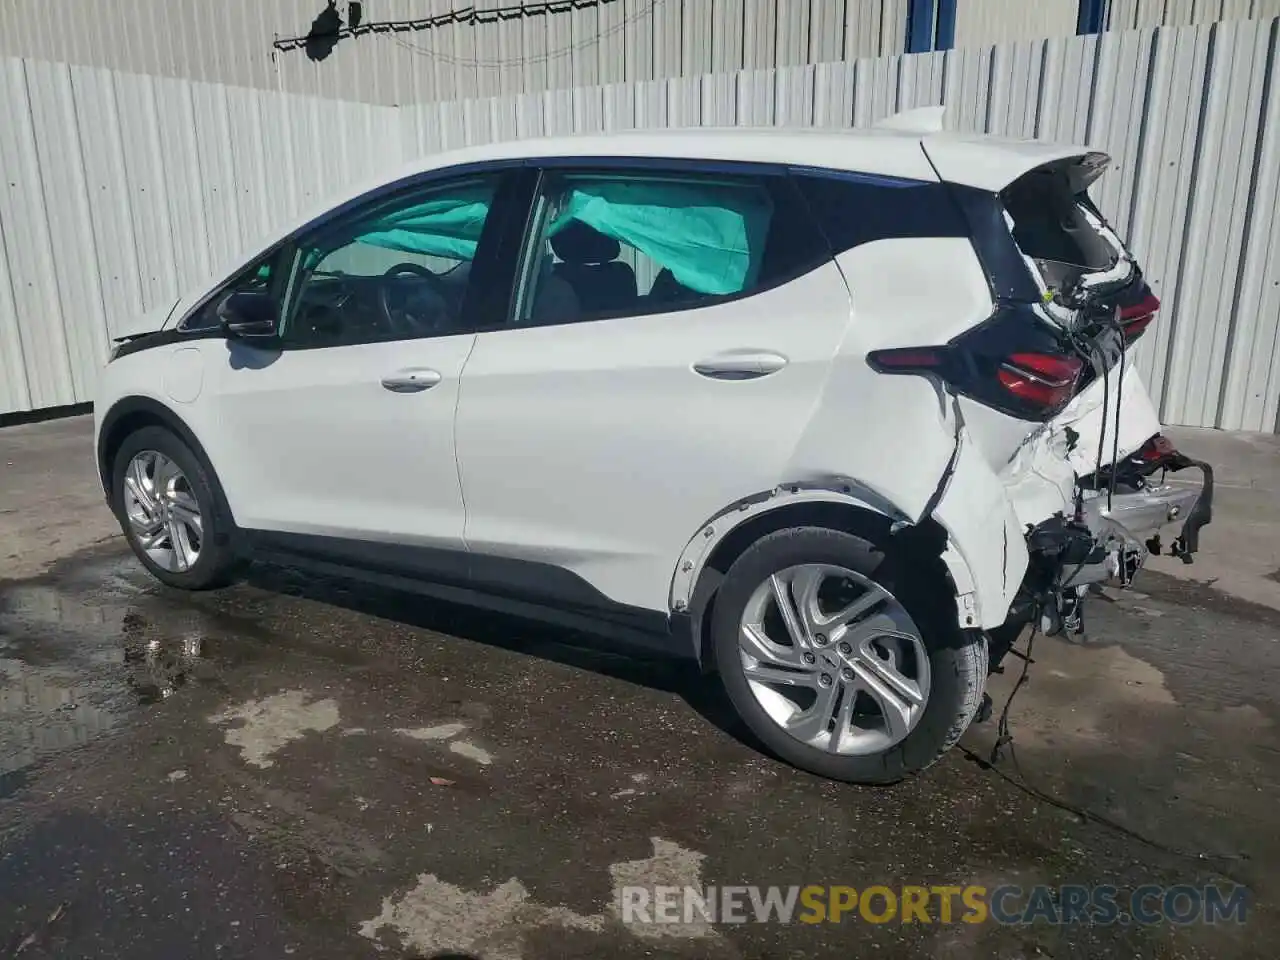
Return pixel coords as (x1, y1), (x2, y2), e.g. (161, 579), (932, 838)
(282, 176), (501, 348)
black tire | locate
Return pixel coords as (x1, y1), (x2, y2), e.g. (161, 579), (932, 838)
(711, 526), (987, 785)
(111, 426), (242, 590)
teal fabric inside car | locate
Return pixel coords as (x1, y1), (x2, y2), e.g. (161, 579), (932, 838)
(301, 187), (493, 275)
(356, 188), (493, 261)
(302, 177), (772, 307)
(547, 179), (774, 296)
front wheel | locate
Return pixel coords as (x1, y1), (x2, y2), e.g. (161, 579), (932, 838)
(111, 426), (241, 590)
(711, 527), (987, 784)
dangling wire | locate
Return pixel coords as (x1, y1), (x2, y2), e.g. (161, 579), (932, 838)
(1092, 331), (1110, 499)
(989, 619), (1037, 765)
(976, 606), (1248, 877)
(1108, 313), (1126, 512)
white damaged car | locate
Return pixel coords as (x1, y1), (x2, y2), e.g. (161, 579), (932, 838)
(95, 114), (1212, 783)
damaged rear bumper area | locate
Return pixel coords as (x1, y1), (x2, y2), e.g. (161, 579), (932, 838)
(1080, 435), (1214, 568)
(997, 434), (1213, 646)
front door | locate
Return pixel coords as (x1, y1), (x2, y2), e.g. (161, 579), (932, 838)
(202, 169), (513, 566)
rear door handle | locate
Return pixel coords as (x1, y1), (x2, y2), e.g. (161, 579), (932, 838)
(692, 351), (789, 381)
(381, 368), (442, 393)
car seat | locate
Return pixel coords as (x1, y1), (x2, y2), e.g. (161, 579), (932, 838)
(647, 267), (700, 306)
(550, 220), (637, 316)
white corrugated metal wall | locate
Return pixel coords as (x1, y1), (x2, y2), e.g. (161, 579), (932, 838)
(2, 17), (1280, 430)
(272, 0), (911, 105)
(1109, 0), (1280, 28)
(0, 0), (911, 106)
(0, 61), (404, 414)
(953, 0), (1080, 47)
(4, 0), (1278, 109)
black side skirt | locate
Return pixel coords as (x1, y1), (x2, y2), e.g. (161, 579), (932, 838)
(241, 529), (691, 660)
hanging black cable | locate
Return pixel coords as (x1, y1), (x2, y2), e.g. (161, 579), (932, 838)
(275, 0), (625, 52)
(976, 616), (1249, 878)
(1093, 332), (1110, 497)
(1109, 314), (1126, 512)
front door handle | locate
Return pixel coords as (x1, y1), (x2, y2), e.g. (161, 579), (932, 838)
(692, 351), (789, 381)
(381, 368), (442, 393)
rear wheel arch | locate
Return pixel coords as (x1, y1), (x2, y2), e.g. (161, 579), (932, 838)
(708, 525), (987, 783)
(673, 492), (962, 669)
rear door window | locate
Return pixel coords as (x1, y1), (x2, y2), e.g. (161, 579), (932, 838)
(511, 166), (830, 326)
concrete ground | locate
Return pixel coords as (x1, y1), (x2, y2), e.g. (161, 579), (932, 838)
(1, 416), (1277, 959)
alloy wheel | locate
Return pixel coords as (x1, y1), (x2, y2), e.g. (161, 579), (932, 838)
(737, 564), (931, 756)
(122, 450), (203, 573)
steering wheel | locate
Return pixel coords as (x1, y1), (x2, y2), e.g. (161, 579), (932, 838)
(378, 263), (453, 336)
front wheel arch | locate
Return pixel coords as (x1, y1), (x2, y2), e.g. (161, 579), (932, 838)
(98, 396), (240, 538)
(99, 399), (221, 502)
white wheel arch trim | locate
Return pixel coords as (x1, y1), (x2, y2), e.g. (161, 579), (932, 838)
(668, 481), (983, 631)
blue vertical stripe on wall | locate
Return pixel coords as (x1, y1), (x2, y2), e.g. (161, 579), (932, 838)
(1077, 0), (1108, 34)
(934, 0), (957, 50)
(905, 0), (937, 53)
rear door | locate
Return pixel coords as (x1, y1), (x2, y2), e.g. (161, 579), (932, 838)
(453, 160), (854, 616)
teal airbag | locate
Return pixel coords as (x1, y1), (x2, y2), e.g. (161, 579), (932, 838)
(549, 180), (773, 296)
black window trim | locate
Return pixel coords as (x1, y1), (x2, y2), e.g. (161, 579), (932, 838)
(175, 245), (294, 335)
(167, 154), (973, 347)
(487, 155), (838, 332)
(171, 158), (530, 345)
(787, 164), (934, 190)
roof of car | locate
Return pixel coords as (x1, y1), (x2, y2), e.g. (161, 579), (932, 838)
(398, 126), (940, 180)
(377, 125), (1102, 193)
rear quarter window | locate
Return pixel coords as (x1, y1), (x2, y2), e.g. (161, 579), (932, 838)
(792, 173), (969, 253)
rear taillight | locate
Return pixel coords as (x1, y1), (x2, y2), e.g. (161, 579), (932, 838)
(996, 353), (1084, 410)
(1137, 434), (1177, 461)
(1119, 292), (1160, 343)
(867, 304), (1086, 422)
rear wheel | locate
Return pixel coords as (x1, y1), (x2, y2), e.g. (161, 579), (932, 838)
(111, 426), (241, 590)
(712, 527), (987, 784)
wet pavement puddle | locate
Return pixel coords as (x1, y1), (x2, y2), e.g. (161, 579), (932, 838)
(0, 551), (262, 796)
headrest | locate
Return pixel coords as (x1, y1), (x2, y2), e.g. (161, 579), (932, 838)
(550, 219), (620, 264)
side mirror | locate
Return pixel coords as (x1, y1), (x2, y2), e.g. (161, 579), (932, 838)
(217, 292), (279, 340)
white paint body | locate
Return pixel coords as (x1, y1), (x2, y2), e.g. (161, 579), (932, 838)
(94, 125), (1166, 636)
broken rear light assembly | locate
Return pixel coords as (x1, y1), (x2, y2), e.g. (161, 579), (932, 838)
(1082, 433), (1193, 492)
(1118, 290), (1160, 343)
(867, 303), (1085, 421)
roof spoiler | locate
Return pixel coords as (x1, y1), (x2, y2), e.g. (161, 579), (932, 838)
(874, 106), (947, 134)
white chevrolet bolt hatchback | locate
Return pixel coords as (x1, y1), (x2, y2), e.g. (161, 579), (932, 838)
(96, 114), (1212, 783)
